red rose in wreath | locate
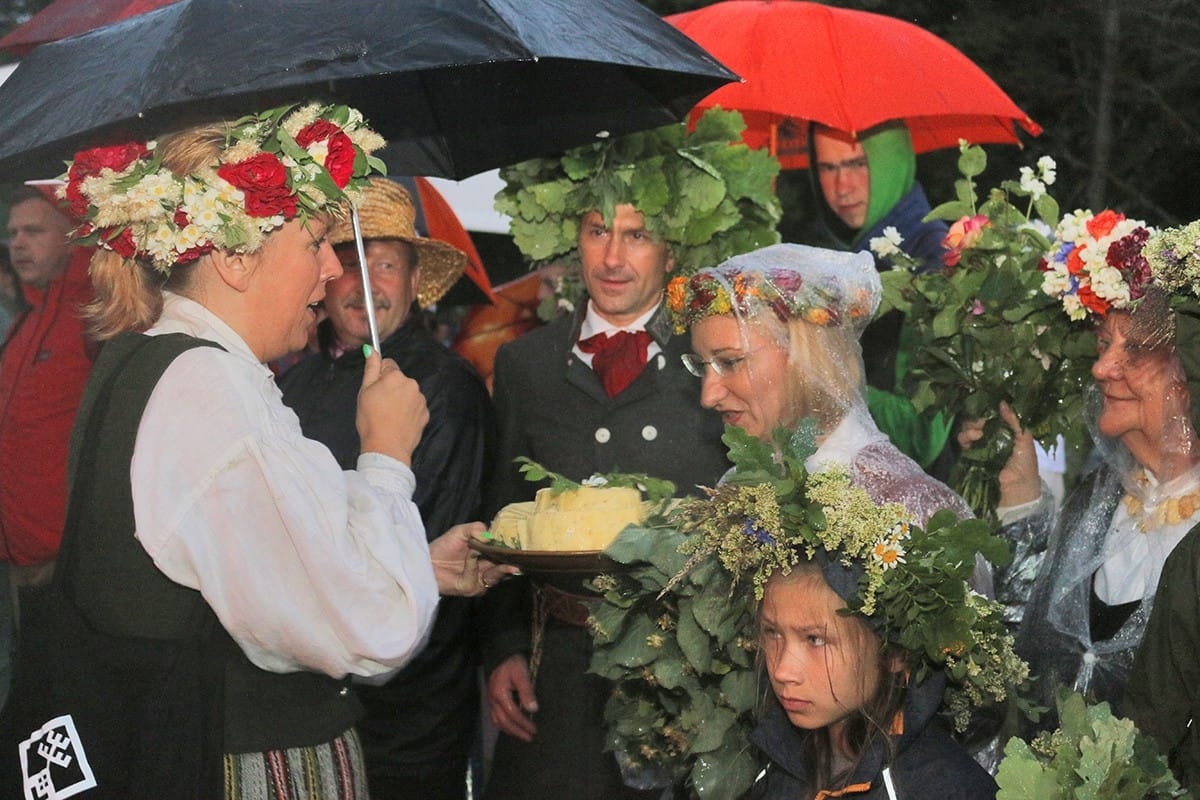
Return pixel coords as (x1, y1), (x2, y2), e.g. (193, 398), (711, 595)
(297, 120), (356, 188)
(295, 119), (340, 148)
(176, 242), (216, 265)
(101, 226), (137, 259)
(218, 153), (297, 219)
(323, 132), (356, 188)
(65, 142), (151, 217)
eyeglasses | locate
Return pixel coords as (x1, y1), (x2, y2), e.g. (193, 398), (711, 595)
(815, 156), (869, 178)
(680, 352), (750, 378)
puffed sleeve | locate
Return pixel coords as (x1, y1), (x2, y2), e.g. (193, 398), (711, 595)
(130, 347), (440, 679)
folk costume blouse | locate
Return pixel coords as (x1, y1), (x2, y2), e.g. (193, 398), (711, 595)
(129, 292), (440, 679)
(1015, 458), (1200, 718)
(805, 411), (993, 601)
(805, 411), (972, 528)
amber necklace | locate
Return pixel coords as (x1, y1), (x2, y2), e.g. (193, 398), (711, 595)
(1121, 468), (1200, 532)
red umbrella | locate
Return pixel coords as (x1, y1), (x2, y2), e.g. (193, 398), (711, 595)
(0, 0), (177, 55)
(667, 0), (1042, 169)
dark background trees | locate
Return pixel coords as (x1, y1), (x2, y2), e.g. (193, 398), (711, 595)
(0, 0), (1197, 236)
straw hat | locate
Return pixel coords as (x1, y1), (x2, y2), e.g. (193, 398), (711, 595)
(330, 177), (468, 308)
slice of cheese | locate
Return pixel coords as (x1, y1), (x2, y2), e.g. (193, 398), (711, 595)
(490, 500), (534, 548)
(490, 485), (647, 551)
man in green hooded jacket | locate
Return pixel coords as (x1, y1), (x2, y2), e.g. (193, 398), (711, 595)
(809, 120), (954, 477)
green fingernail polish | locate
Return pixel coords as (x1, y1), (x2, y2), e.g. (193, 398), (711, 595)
(362, 344), (373, 358)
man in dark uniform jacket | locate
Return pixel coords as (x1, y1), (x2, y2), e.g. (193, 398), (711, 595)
(480, 201), (731, 800)
(280, 177), (493, 800)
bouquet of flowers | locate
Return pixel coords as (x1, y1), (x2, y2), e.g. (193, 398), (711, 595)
(589, 425), (1026, 800)
(996, 690), (1188, 799)
(877, 143), (1097, 518)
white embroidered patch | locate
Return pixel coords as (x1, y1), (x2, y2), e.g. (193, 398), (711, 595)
(18, 715), (97, 800)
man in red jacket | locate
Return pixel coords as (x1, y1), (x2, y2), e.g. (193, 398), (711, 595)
(0, 186), (94, 707)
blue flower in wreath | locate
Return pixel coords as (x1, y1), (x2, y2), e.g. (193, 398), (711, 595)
(742, 518), (775, 545)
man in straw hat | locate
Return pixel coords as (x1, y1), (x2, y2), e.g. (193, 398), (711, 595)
(280, 176), (494, 799)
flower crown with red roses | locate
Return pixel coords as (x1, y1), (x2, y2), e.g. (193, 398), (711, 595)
(666, 243), (880, 334)
(59, 102), (386, 272)
(1040, 208), (1154, 321)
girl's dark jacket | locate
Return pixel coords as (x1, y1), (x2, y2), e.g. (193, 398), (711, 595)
(744, 672), (997, 799)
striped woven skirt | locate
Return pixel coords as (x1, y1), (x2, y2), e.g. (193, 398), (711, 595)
(224, 728), (368, 800)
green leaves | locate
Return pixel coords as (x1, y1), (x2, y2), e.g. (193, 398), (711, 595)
(590, 500), (761, 799)
(887, 142), (1095, 518)
(995, 738), (1063, 799)
(514, 457), (677, 501)
(996, 690), (1189, 800)
(495, 106), (782, 292)
(958, 143), (989, 180)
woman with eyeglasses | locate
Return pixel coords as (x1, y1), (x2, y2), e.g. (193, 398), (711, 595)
(668, 242), (1004, 771)
(668, 242), (974, 532)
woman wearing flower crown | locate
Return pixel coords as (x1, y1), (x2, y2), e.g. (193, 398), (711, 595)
(667, 242), (976, 533)
(0, 104), (514, 799)
(961, 210), (1200, 730)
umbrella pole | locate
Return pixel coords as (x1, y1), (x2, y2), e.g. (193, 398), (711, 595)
(350, 203), (382, 353)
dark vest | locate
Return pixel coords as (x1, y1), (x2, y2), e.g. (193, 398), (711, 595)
(66, 332), (361, 754)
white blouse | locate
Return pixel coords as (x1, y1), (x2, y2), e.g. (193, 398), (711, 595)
(129, 293), (439, 680)
(1094, 465), (1200, 605)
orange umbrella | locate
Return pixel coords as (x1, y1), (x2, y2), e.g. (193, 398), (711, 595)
(410, 177), (496, 304)
(667, 0), (1041, 169)
(451, 271), (544, 393)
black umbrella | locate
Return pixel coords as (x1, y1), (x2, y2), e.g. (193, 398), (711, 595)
(0, 0), (736, 181)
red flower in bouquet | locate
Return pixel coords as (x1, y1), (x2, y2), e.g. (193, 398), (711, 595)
(943, 214), (989, 267)
(1040, 209), (1152, 321)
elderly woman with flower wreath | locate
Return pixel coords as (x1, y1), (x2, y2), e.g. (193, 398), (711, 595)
(0, 103), (514, 800)
(961, 210), (1200, 732)
(1071, 219), (1200, 793)
(1125, 222), (1200, 792)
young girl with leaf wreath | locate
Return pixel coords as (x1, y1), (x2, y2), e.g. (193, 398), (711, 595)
(591, 421), (1026, 800)
(749, 537), (999, 799)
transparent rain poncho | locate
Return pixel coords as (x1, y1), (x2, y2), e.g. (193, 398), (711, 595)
(673, 243), (974, 530)
(1015, 285), (1200, 719)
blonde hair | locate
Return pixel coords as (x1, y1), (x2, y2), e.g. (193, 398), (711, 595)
(84, 123), (232, 340)
(750, 312), (867, 433)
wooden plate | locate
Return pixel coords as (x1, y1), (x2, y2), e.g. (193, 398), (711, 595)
(469, 540), (621, 574)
